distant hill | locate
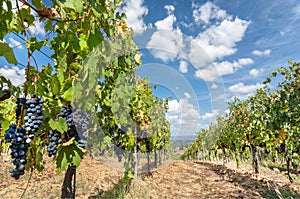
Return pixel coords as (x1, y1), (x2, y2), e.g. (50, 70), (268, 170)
(170, 135), (196, 142)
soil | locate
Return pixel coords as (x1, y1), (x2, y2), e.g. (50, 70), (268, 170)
(0, 154), (299, 199)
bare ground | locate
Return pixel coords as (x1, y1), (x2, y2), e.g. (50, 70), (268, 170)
(0, 154), (299, 199)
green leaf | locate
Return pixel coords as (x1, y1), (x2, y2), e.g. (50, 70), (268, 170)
(20, 8), (35, 25)
(28, 37), (47, 52)
(49, 118), (68, 133)
(32, 0), (43, 9)
(63, 0), (83, 13)
(51, 75), (60, 95)
(0, 42), (17, 64)
(57, 55), (67, 84)
(55, 145), (68, 173)
(87, 31), (103, 50)
(62, 87), (73, 102)
(60, 79), (72, 93)
(55, 142), (84, 173)
(58, 117), (68, 132)
(35, 151), (44, 172)
(72, 147), (83, 167)
(49, 119), (57, 130)
(99, 136), (111, 151)
(79, 34), (88, 51)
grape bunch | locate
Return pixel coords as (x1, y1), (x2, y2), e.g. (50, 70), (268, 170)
(60, 106), (80, 140)
(60, 105), (74, 129)
(47, 130), (62, 157)
(115, 128), (126, 150)
(72, 109), (90, 139)
(77, 140), (86, 148)
(109, 126), (126, 162)
(24, 94), (43, 143)
(113, 144), (124, 162)
(47, 106), (86, 157)
(4, 124), (28, 180)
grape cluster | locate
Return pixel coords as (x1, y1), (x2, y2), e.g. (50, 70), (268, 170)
(60, 106), (80, 140)
(24, 94), (43, 142)
(60, 106), (74, 128)
(137, 130), (151, 153)
(46, 106), (86, 157)
(109, 126), (127, 162)
(115, 128), (127, 150)
(47, 130), (62, 157)
(4, 124), (28, 179)
(72, 109), (90, 139)
(277, 143), (286, 153)
(77, 140), (86, 148)
(113, 144), (124, 162)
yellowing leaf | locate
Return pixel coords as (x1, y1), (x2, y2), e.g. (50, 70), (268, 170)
(134, 52), (142, 64)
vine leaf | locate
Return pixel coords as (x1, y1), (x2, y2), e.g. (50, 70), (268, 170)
(55, 141), (84, 173)
(49, 118), (68, 133)
(62, 87), (73, 102)
(0, 43), (18, 64)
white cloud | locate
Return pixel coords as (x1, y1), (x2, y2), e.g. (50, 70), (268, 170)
(0, 66), (25, 86)
(164, 5), (175, 15)
(211, 83), (218, 89)
(192, 1), (228, 24)
(154, 14), (176, 30)
(200, 109), (219, 120)
(189, 17), (250, 67)
(228, 82), (262, 94)
(249, 69), (260, 77)
(7, 37), (23, 49)
(199, 17), (250, 50)
(147, 13), (185, 62)
(293, 4), (300, 16)
(147, 29), (183, 62)
(187, 39), (212, 68)
(121, 0), (148, 34)
(179, 60), (188, 73)
(147, 1), (250, 69)
(214, 93), (226, 102)
(28, 17), (46, 36)
(238, 58), (254, 65)
(195, 58), (254, 82)
(184, 92), (191, 99)
(166, 98), (200, 135)
(252, 49), (271, 56)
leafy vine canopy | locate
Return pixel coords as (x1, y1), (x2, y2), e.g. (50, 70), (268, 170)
(0, 0), (171, 174)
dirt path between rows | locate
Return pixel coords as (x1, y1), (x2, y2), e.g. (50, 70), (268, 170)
(131, 160), (299, 199)
(0, 155), (299, 199)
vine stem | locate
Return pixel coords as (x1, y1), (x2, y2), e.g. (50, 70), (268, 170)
(16, 0), (32, 126)
(19, 168), (34, 199)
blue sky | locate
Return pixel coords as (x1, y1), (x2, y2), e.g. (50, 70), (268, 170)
(1, 0), (300, 136)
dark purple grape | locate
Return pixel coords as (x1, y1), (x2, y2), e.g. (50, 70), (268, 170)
(5, 124), (28, 179)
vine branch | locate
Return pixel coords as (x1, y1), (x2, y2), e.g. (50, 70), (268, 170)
(16, 0), (32, 126)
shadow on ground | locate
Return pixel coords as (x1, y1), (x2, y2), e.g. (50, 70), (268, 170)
(196, 161), (300, 199)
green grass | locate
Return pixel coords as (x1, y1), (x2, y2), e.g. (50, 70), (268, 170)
(262, 189), (300, 199)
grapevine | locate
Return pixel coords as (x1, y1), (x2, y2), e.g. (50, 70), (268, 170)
(183, 61), (300, 182)
(0, 0), (171, 197)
